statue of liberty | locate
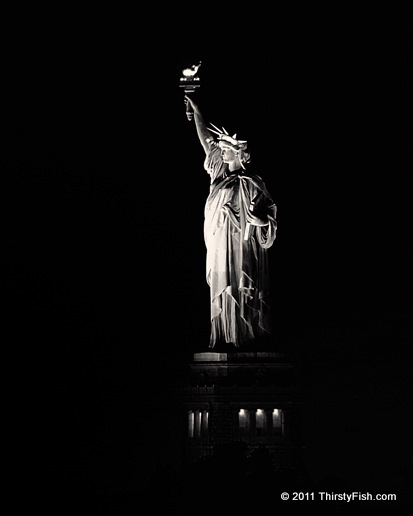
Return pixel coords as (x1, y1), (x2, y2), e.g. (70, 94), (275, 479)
(185, 95), (277, 349)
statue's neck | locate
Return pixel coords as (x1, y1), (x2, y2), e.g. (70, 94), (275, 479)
(228, 160), (242, 173)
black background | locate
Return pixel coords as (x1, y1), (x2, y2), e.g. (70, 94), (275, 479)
(3, 13), (412, 511)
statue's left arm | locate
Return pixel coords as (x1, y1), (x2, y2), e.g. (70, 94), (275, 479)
(255, 201), (277, 249)
(245, 179), (277, 249)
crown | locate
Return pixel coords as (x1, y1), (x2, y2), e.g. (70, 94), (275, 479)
(208, 123), (248, 149)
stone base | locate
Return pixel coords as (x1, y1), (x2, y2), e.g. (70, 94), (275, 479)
(180, 348), (306, 471)
(193, 351), (290, 362)
(189, 351), (295, 386)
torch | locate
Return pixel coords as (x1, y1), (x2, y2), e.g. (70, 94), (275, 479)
(179, 61), (202, 121)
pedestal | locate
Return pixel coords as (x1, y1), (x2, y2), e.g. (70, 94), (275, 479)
(180, 350), (306, 472)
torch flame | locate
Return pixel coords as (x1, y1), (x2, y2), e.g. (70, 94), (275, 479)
(182, 61), (202, 77)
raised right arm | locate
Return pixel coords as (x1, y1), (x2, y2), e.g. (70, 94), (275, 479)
(185, 95), (213, 155)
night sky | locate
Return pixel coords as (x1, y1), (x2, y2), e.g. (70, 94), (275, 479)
(3, 17), (412, 510)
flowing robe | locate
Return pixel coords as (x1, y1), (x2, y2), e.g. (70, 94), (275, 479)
(203, 144), (277, 348)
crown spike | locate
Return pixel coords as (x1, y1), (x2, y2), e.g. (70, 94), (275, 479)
(209, 123), (223, 133)
(208, 127), (223, 136)
(208, 122), (248, 149)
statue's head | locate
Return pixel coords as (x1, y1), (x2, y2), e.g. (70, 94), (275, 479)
(218, 140), (251, 168)
(208, 124), (251, 169)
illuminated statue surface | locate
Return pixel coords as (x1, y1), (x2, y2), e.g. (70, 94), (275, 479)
(186, 97), (277, 348)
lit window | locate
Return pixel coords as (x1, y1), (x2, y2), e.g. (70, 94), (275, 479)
(272, 409), (283, 435)
(256, 409), (265, 436)
(239, 409), (248, 429)
(256, 409), (265, 428)
(188, 411), (194, 438)
(195, 410), (202, 438)
(201, 410), (208, 434)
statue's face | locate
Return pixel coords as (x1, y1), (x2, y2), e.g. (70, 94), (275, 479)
(219, 142), (238, 163)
